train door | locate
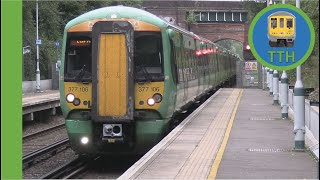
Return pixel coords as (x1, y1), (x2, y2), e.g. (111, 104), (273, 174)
(279, 17), (285, 37)
(91, 21), (134, 122)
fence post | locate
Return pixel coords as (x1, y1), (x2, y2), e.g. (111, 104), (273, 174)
(273, 70), (279, 105)
(269, 69), (274, 96)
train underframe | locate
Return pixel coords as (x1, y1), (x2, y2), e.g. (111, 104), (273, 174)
(269, 38), (294, 47)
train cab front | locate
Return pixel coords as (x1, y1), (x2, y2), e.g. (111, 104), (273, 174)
(61, 19), (168, 155)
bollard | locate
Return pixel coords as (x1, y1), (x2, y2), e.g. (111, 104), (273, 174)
(269, 69), (273, 96)
(266, 68), (269, 90)
(262, 66), (265, 90)
(280, 71), (288, 119)
(273, 70), (279, 105)
(278, 75), (281, 104)
(266, 68), (270, 90)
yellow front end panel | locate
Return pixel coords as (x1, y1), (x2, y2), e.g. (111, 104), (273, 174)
(269, 16), (294, 37)
(98, 33), (127, 116)
(135, 82), (164, 109)
(64, 82), (92, 109)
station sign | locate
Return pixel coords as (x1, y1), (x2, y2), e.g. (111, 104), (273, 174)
(248, 4), (315, 70)
(54, 42), (60, 47)
(23, 48), (30, 55)
(35, 39), (42, 45)
(245, 62), (258, 71)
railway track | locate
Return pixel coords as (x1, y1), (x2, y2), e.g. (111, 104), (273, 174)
(40, 155), (99, 179)
(23, 138), (70, 169)
(23, 123), (65, 142)
(23, 122), (70, 170)
(23, 123), (68, 156)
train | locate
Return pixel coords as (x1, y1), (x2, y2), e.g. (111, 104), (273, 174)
(60, 6), (240, 155)
(268, 11), (295, 47)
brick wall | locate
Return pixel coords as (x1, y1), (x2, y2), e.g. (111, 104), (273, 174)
(143, 1), (249, 44)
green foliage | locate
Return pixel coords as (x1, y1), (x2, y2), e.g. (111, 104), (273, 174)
(186, 11), (196, 26)
(22, 1), (142, 81)
(243, 0), (266, 23)
(216, 40), (244, 60)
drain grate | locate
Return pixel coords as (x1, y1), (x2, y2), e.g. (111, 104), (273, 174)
(247, 148), (291, 152)
(249, 117), (278, 121)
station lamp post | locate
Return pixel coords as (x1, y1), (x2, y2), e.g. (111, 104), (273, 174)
(293, 0), (305, 151)
(35, 0), (41, 92)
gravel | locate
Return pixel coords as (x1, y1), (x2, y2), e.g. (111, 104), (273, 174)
(77, 155), (141, 179)
(23, 115), (65, 137)
(307, 87), (319, 102)
(23, 148), (78, 179)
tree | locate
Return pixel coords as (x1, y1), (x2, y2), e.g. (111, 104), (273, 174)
(22, 1), (143, 80)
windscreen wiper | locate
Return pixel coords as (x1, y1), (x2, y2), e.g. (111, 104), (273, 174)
(136, 65), (152, 83)
(74, 65), (86, 82)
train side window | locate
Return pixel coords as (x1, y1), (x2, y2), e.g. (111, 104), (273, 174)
(271, 18), (277, 28)
(280, 18), (284, 28)
(287, 19), (293, 28)
(170, 40), (178, 84)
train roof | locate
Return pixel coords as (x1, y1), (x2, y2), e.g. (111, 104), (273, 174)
(269, 11), (295, 17)
(65, 6), (167, 31)
(65, 6), (238, 57)
(65, 6), (209, 41)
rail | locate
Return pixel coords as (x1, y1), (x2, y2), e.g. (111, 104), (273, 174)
(23, 138), (70, 169)
(40, 155), (99, 179)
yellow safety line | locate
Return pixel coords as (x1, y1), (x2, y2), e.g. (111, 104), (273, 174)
(207, 89), (243, 180)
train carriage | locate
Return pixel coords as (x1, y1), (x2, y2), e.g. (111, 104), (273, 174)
(60, 6), (240, 155)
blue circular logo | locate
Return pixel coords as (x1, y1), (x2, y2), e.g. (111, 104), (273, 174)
(249, 4), (315, 70)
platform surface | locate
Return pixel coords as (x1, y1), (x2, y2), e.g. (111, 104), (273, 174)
(22, 90), (59, 107)
(216, 89), (318, 179)
(119, 88), (318, 179)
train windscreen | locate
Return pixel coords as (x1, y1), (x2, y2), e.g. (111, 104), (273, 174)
(271, 18), (277, 28)
(64, 32), (92, 82)
(280, 18), (284, 28)
(134, 32), (164, 82)
(287, 19), (293, 28)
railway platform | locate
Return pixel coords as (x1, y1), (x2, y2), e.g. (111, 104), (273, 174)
(23, 90), (60, 121)
(119, 88), (318, 179)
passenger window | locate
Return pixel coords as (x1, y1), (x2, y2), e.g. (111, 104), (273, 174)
(280, 18), (284, 28)
(287, 19), (293, 28)
(170, 40), (178, 84)
(271, 18), (277, 28)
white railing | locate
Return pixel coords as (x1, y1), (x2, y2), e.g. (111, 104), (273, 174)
(287, 88), (319, 159)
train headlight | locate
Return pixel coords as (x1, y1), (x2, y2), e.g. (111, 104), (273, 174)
(152, 93), (162, 103)
(80, 137), (89, 145)
(66, 93), (75, 103)
(147, 98), (156, 106)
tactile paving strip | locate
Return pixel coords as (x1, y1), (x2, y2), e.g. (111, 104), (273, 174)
(247, 148), (291, 152)
(249, 117), (278, 121)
